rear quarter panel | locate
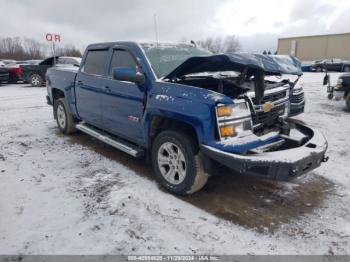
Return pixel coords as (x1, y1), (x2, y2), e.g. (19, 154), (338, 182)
(47, 67), (78, 116)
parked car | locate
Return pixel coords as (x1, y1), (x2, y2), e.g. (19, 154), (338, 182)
(16, 60), (42, 66)
(6, 64), (24, 83)
(310, 58), (350, 72)
(21, 56), (81, 87)
(0, 62), (10, 84)
(0, 59), (17, 66)
(324, 72), (350, 111)
(0, 60), (25, 83)
(46, 42), (328, 195)
(301, 62), (311, 72)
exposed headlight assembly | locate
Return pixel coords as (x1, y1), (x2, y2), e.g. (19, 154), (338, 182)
(216, 100), (253, 139)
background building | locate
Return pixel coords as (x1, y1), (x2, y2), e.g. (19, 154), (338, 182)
(278, 32), (350, 61)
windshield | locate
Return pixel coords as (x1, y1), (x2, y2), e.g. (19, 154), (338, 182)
(141, 43), (211, 78)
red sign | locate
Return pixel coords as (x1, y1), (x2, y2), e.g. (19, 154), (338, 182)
(45, 33), (61, 42)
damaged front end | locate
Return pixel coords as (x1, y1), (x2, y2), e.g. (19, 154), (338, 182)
(142, 43), (328, 180)
(163, 52), (328, 180)
(201, 120), (328, 181)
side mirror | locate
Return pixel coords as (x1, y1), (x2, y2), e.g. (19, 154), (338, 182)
(112, 67), (145, 85)
(323, 74), (330, 86)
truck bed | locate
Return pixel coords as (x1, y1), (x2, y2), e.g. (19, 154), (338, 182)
(46, 66), (79, 107)
(47, 66), (78, 84)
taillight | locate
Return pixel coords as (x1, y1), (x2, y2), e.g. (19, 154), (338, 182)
(8, 67), (22, 75)
(15, 67), (22, 75)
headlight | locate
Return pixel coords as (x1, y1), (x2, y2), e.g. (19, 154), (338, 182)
(220, 125), (236, 137)
(217, 105), (232, 117)
(216, 100), (252, 139)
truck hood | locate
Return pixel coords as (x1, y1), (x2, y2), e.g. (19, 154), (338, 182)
(164, 53), (302, 80)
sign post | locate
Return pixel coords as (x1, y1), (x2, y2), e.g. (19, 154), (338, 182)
(45, 33), (61, 65)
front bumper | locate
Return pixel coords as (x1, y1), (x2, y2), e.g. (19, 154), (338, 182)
(201, 122), (328, 181)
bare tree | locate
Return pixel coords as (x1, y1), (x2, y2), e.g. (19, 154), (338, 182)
(198, 35), (241, 54)
(23, 38), (44, 59)
(54, 45), (82, 57)
(0, 37), (25, 60)
(224, 35), (241, 53)
(0, 37), (82, 60)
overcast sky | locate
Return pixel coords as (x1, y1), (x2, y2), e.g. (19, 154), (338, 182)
(1, 0), (350, 52)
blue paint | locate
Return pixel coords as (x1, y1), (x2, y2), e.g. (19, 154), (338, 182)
(46, 42), (297, 154)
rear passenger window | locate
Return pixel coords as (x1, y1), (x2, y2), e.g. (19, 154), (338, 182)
(109, 50), (137, 76)
(82, 50), (108, 76)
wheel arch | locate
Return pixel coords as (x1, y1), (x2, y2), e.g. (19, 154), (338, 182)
(148, 114), (201, 149)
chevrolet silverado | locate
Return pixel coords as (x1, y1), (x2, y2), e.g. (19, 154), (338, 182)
(46, 42), (328, 195)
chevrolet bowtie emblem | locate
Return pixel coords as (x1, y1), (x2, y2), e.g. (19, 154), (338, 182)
(262, 102), (274, 113)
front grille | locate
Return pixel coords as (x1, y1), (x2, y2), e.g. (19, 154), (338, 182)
(251, 90), (287, 104)
(291, 92), (304, 104)
(248, 87), (289, 129)
(252, 104), (285, 127)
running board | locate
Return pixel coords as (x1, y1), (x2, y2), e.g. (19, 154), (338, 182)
(76, 123), (144, 157)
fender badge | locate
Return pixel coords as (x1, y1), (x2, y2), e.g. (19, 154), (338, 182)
(262, 102), (274, 113)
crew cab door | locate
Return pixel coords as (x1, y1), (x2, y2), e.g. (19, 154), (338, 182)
(75, 49), (109, 128)
(101, 48), (145, 144)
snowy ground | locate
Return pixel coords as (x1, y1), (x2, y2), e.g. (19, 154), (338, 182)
(0, 73), (349, 255)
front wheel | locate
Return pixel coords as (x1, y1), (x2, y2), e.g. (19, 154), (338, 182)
(343, 66), (350, 72)
(151, 130), (208, 195)
(54, 98), (76, 134)
(30, 74), (43, 87)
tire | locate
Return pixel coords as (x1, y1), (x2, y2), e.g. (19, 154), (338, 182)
(30, 73), (43, 87)
(151, 130), (209, 195)
(327, 93), (334, 100)
(343, 66), (350, 72)
(54, 98), (76, 134)
(346, 94), (350, 112)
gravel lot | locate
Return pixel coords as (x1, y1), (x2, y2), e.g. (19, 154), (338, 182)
(0, 73), (349, 254)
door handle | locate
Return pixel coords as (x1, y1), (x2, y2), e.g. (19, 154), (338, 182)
(105, 86), (111, 93)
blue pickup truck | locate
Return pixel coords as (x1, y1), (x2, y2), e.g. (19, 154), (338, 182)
(46, 42), (328, 195)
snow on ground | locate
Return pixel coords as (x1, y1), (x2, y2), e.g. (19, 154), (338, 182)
(0, 73), (349, 255)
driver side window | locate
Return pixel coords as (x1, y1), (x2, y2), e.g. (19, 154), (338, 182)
(109, 50), (137, 77)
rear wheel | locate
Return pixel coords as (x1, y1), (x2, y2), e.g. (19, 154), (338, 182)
(54, 98), (76, 134)
(30, 74), (43, 87)
(151, 130), (208, 195)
